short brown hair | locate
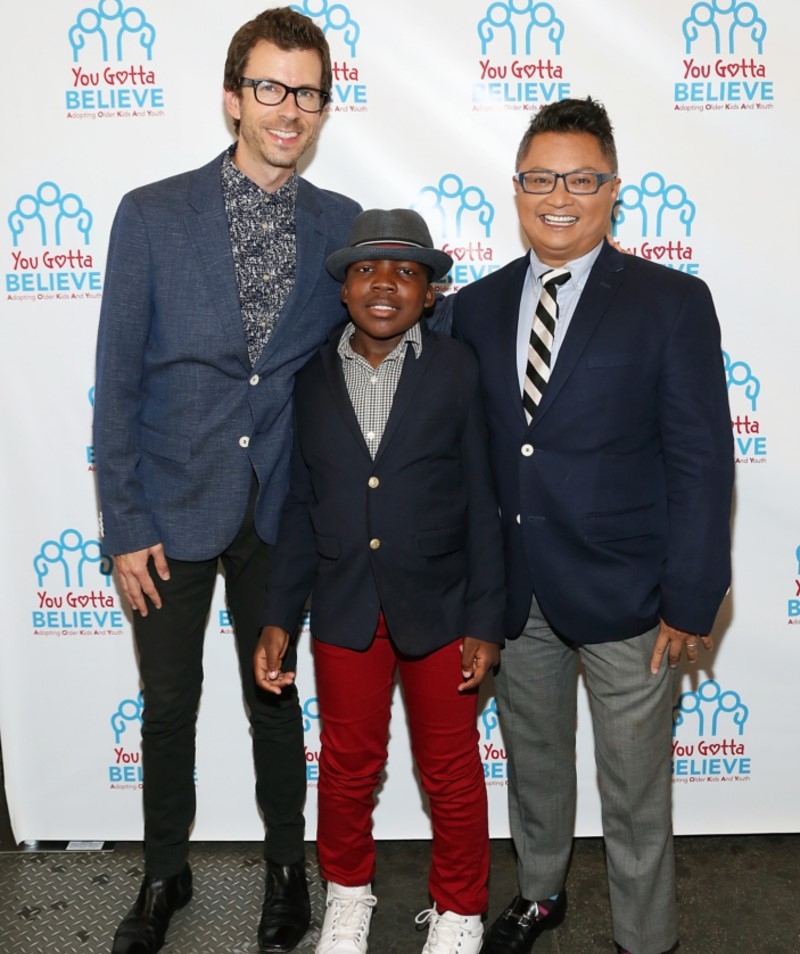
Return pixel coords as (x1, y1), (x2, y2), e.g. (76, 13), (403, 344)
(223, 6), (332, 94)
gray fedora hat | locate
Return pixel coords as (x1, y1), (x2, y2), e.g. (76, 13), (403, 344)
(326, 208), (453, 282)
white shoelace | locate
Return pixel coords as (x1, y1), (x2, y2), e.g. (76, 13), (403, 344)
(415, 907), (482, 954)
(323, 891), (377, 948)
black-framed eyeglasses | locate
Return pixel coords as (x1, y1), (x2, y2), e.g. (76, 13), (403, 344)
(240, 77), (330, 113)
(516, 170), (617, 195)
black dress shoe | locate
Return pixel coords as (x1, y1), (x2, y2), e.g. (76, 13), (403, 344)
(479, 891), (567, 953)
(258, 859), (311, 953)
(111, 863), (193, 954)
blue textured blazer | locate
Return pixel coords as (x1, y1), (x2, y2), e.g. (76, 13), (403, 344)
(451, 240), (734, 644)
(261, 324), (505, 657)
(94, 151), (361, 559)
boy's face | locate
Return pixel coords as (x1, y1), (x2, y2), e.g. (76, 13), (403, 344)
(342, 258), (435, 352)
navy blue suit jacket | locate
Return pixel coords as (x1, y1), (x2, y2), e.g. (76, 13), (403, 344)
(261, 325), (505, 657)
(451, 240), (734, 644)
(94, 151), (360, 559)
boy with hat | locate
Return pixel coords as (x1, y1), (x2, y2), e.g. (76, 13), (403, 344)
(253, 208), (505, 954)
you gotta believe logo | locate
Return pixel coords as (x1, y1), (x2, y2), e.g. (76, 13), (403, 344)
(302, 695), (321, 785)
(472, 0), (571, 112)
(31, 529), (122, 637)
(109, 692), (143, 789)
(290, 0), (367, 113)
(411, 174), (500, 291)
(787, 547), (800, 625)
(6, 182), (102, 303)
(612, 172), (700, 276)
(86, 385), (96, 472)
(673, 0), (773, 112)
(65, 1), (165, 120)
(723, 351), (766, 465)
(480, 698), (508, 785)
(671, 679), (750, 784)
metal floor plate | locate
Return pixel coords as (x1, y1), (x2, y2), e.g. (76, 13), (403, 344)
(0, 843), (323, 954)
(2, 836), (799, 953)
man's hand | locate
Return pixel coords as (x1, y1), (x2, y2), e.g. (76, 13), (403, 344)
(114, 544), (169, 616)
(650, 619), (713, 675)
(254, 625), (296, 695)
(458, 637), (501, 692)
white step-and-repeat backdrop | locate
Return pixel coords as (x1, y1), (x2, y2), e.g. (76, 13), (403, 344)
(1, 0), (797, 843)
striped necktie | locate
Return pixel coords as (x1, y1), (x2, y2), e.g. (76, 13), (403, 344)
(523, 267), (571, 423)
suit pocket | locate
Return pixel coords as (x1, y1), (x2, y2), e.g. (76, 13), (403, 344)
(583, 504), (659, 542)
(415, 525), (466, 556)
(140, 423), (191, 464)
(315, 534), (341, 559)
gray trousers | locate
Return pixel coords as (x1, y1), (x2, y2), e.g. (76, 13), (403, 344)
(495, 597), (679, 954)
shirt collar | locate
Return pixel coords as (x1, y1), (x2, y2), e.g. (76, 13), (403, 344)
(527, 239), (604, 288)
(221, 144), (298, 208)
(337, 319), (423, 362)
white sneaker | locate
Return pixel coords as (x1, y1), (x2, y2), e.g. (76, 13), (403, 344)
(315, 881), (377, 954)
(415, 906), (484, 954)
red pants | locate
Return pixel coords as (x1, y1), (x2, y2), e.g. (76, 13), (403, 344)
(312, 620), (489, 915)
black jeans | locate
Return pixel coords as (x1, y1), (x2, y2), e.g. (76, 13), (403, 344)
(132, 490), (305, 877)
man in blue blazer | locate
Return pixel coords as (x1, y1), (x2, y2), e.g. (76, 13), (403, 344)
(451, 99), (734, 954)
(93, 9), (360, 954)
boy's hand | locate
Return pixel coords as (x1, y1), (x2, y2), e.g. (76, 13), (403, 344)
(254, 625), (296, 694)
(458, 637), (501, 692)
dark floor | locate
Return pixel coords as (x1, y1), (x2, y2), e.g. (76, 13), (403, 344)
(1, 835), (799, 953)
(1, 757), (798, 952)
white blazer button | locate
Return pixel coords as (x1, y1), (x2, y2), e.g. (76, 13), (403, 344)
(369, 538), (381, 550)
(239, 436), (250, 448)
(516, 514), (521, 524)
(368, 476), (380, 488)
(521, 443), (534, 456)
(249, 374), (259, 386)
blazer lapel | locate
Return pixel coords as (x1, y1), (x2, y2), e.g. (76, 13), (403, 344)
(255, 178), (330, 370)
(184, 154), (249, 365)
(374, 333), (434, 461)
(491, 257), (531, 431)
(532, 241), (625, 426)
(319, 339), (374, 458)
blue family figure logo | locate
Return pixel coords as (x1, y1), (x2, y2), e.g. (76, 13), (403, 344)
(412, 175), (494, 241)
(682, 0), (766, 55)
(302, 696), (320, 733)
(290, 1), (360, 57)
(111, 693), (144, 744)
(69, 0), (156, 63)
(613, 173), (696, 239)
(480, 697), (499, 740)
(477, 0), (565, 56)
(722, 352), (760, 412)
(9, 182), (93, 248)
(672, 680), (749, 737)
(33, 529), (113, 588)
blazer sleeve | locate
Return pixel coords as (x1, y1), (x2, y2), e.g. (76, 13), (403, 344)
(260, 408), (320, 636)
(460, 353), (506, 644)
(657, 277), (734, 633)
(93, 193), (160, 555)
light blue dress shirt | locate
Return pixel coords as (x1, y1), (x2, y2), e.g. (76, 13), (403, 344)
(515, 240), (604, 392)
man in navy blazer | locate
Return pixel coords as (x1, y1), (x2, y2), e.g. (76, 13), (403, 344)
(451, 99), (734, 954)
(93, 9), (360, 954)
